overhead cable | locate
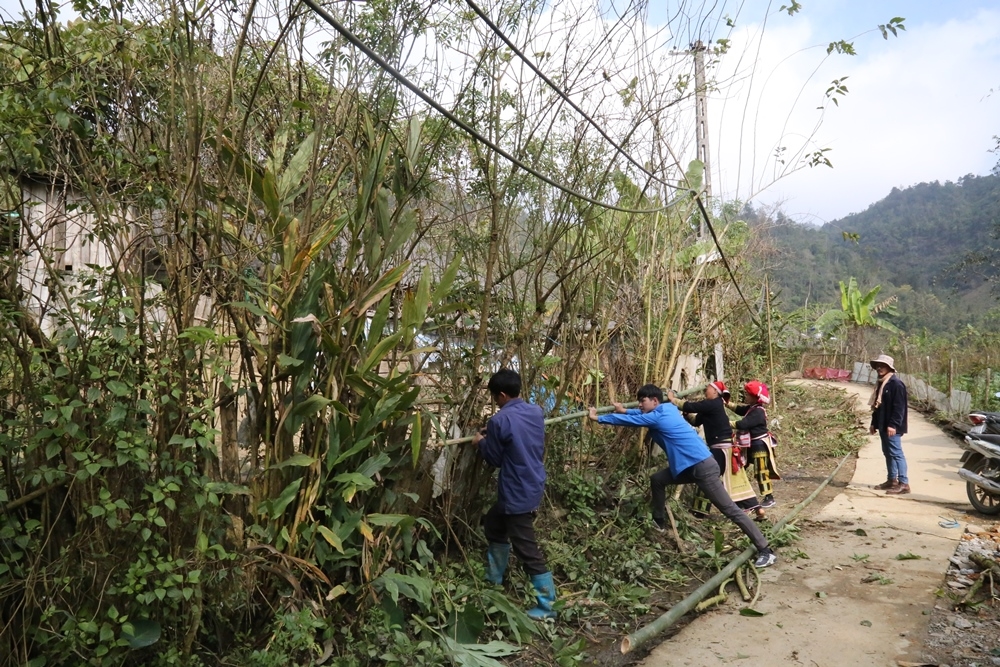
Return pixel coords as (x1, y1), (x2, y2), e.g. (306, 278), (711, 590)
(463, 0), (682, 191)
(299, 0), (683, 215)
(301, 0), (762, 327)
(461, 0), (762, 326)
(693, 193), (762, 328)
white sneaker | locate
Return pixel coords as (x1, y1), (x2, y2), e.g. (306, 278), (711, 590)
(753, 549), (776, 568)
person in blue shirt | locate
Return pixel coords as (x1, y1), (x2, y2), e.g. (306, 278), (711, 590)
(472, 369), (557, 619)
(588, 383), (776, 568)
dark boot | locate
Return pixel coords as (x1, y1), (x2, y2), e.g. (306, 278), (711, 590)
(874, 479), (898, 490)
(527, 571), (557, 620)
(485, 543), (510, 585)
(886, 483), (910, 495)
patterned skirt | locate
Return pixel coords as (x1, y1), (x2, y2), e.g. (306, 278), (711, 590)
(710, 444), (759, 506)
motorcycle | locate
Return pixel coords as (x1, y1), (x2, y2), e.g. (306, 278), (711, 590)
(967, 410), (1000, 436)
(960, 402), (1000, 514)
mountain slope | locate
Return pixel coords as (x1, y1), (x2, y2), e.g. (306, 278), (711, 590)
(761, 173), (1000, 333)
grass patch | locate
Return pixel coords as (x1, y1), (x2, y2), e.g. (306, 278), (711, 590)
(774, 382), (868, 467)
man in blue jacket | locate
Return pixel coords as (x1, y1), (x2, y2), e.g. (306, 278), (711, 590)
(472, 369), (556, 619)
(589, 384), (776, 568)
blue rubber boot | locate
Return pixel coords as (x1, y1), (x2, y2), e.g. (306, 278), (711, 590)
(485, 543), (510, 585)
(527, 571), (557, 620)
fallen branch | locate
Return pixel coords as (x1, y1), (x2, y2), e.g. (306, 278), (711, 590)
(970, 552), (1000, 576)
(2, 480), (69, 513)
(735, 565), (751, 601)
(745, 564), (761, 608)
(965, 553), (1000, 606)
(621, 452), (853, 654)
(960, 574), (986, 607)
(664, 503), (686, 553)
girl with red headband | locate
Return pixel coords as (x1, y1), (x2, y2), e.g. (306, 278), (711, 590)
(729, 380), (780, 508)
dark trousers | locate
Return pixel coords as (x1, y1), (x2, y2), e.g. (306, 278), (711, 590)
(692, 449), (759, 512)
(651, 457), (769, 551)
(483, 502), (548, 575)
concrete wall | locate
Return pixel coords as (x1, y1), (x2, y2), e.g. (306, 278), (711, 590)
(851, 361), (971, 416)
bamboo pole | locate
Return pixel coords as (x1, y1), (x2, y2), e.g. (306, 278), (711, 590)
(765, 276), (776, 409)
(438, 385), (707, 447)
(620, 452), (854, 654)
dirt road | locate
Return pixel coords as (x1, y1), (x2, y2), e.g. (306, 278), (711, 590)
(638, 381), (971, 667)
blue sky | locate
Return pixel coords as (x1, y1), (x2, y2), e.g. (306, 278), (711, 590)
(640, 0), (1000, 222)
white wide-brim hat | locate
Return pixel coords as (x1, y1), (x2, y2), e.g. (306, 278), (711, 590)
(869, 354), (896, 371)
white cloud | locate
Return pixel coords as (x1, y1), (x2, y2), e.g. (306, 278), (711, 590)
(711, 7), (1000, 223)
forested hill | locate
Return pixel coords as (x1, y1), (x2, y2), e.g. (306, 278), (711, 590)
(761, 173), (1000, 333)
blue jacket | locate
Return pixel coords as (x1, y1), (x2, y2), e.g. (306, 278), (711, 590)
(478, 398), (546, 514)
(599, 403), (711, 475)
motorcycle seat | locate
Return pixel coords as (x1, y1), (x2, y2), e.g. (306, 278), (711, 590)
(971, 433), (1000, 445)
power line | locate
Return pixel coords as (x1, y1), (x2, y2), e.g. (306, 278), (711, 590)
(693, 193), (762, 328)
(299, 0), (681, 215)
(457, 2), (762, 326)
(300, 0), (763, 327)
(463, 0), (683, 191)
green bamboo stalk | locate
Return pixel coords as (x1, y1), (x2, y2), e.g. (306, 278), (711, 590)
(439, 384), (706, 447)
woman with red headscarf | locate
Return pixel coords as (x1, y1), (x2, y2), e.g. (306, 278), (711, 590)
(730, 380), (780, 508)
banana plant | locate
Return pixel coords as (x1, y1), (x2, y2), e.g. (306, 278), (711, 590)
(815, 277), (900, 332)
(815, 277), (901, 356)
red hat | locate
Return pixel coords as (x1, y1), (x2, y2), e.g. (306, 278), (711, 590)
(709, 380), (728, 397)
(743, 380), (770, 405)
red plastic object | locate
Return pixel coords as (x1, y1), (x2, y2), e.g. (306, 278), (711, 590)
(803, 367), (851, 381)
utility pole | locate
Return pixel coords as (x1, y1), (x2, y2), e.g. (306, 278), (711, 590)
(692, 40), (712, 236)
(691, 41), (723, 382)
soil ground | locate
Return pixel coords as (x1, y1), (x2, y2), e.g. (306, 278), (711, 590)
(582, 380), (1000, 667)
